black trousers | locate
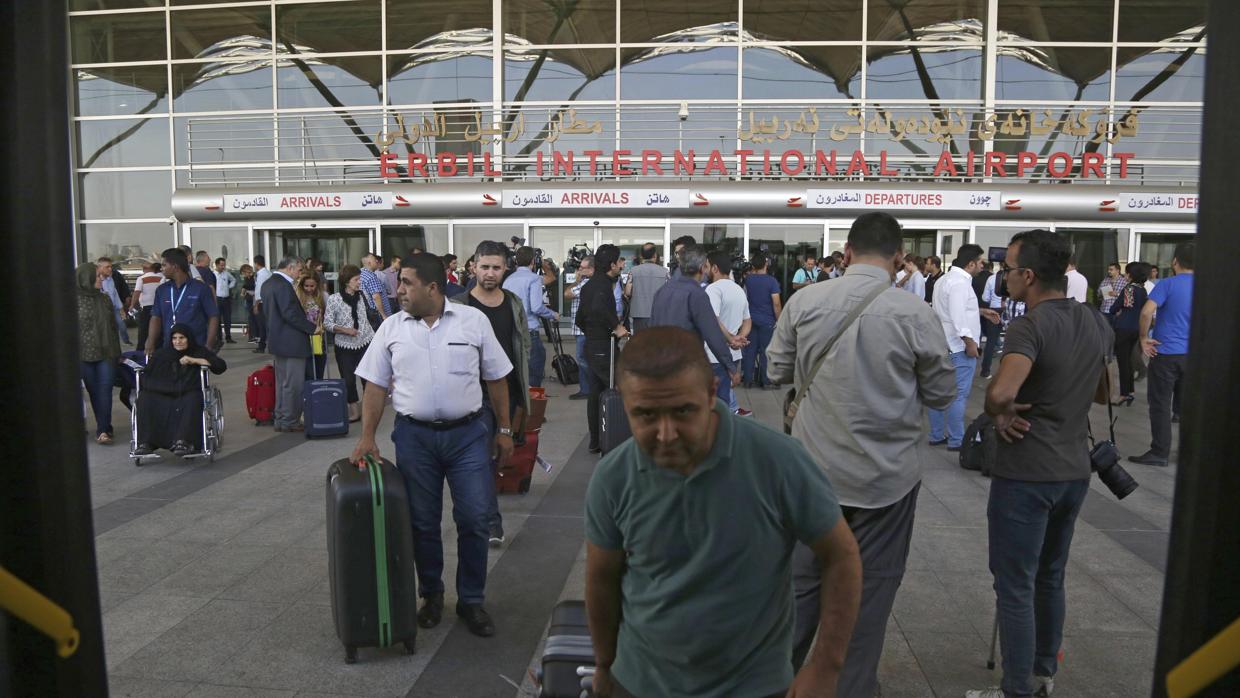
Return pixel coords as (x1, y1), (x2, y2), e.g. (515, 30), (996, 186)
(217, 297), (233, 340)
(136, 305), (152, 351)
(254, 304), (266, 349)
(1147, 354), (1186, 458)
(584, 338), (614, 449)
(1114, 328), (1139, 397)
(334, 344), (367, 403)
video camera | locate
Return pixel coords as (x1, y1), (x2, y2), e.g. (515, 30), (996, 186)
(506, 236), (543, 273)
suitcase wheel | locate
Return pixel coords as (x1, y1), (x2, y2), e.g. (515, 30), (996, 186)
(404, 638), (416, 655)
(345, 645), (358, 664)
(132, 457), (143, 467)
(518, 476), (532, 494)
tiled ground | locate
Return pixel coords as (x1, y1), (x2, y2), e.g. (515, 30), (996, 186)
(85, 341), (1175, 697)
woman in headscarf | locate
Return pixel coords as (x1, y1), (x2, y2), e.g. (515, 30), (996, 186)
(133, 323), (227, 456)
(323, 264), (373, 422)
(78, 262), (122, 444)
(296, 271), (327, 380)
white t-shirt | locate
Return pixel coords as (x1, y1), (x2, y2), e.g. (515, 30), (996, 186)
(1066, 269), (1088, 303)
(705, 278), (750, 363)
(134, 272), (166, 308)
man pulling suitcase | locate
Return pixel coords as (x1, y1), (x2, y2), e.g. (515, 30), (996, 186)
(351, 254), (516, 637)
(573, 244), (629, 454)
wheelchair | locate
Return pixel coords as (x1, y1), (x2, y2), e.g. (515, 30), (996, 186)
(127, 362), (224, 466)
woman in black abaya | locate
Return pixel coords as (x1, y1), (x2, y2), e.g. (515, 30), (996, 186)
(134, 323), (227, 456)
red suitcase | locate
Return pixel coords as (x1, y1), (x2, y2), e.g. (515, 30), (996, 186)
(246, 364), (276, 425)
(496, 430), (538, 494)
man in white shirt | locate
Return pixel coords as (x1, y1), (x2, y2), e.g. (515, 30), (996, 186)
(1065, 256), (1088, 303)
(979, 272), (1006, 379)
(928, 244), (988, 450)
(705, 251), (751, 416)
(252, 254), (272, 352)
(131, 261), (166, 351)
(352, 253), (515, 639)
(213, 257), (238, 344)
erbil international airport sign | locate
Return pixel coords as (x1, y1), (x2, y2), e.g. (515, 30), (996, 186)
(376, 106), (1144, 181)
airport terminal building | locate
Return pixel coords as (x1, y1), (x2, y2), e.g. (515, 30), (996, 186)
(71, 0), (1205, 299)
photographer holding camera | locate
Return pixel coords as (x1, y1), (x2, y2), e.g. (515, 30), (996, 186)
(969, 230), (1114, 698)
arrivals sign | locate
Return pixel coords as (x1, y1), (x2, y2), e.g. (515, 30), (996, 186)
(504, 189), (688, 209)
(808, 189), (1000, 211)
(223, 192), (400, 212)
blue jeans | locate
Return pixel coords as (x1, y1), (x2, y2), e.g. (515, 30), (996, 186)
(741, 323), (775, 385)
(81, 359), (116, 436)
(712, 363), (738, 412)
(988, 477), (1089, 697)
(528, 330), (546, 388)
(928, 351), (977, 447)
(392, 414), (495, 605)
(575, 334), (591, 395)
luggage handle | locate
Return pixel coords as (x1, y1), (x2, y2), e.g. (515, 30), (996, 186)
(362, 454), (394, 647)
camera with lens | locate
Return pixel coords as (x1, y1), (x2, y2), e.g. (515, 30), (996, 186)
(563, 243), (593, 273)
(731, 253), (753, 284)
(1090, 439), (1138, 499)
(505, 236), (543, 272)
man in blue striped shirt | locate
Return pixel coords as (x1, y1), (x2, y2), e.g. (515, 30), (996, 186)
(503, 246), (559, 387)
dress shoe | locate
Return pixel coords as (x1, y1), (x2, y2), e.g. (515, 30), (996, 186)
(456, 603), (495, 637)
(947, 445), (962, 452)
(275, 423), (305, 433)
(569, 392), (588, 400)
(588, 444), (602, 454)
(170, 440), (193, 456)
(929, 438), (948, 447)
(133, 443), (154, 456)
(417, 593), (444, 629)
(225, 338), (237, 344)
(1128, 451), (1169, 467)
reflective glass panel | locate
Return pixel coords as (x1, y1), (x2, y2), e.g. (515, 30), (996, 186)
(620, 47), (737, 101)
(670, 223), (742, 259)
(621, 3), (738, 43)
(389, 53), (494, 106)
(1105, 108), (1201, 160)
(506, 0), (615, 45)
(997, 0), (1113, 43)
(742, 47), (861, 100)
(454, 224), (523, 260)
(748, 224), (823, 298)
(505, 49), (616, 102)
(170, 6), (271, 61)
(78, 170), (172, 219)
(743, 0), (863, 42)
(277, 1), (382, 53)
(173, 61), (274, 113)
(175, 115), (274, 166)
(382, 224), (450, 258)
(83, 222), (176, 267)
(77, 118), (170, 169)
(995, 48), (1111, 101)
(189, 226), (251, 269)
(622, 105), (736, 159)
(390, 0), (492, 49)
(277, 112), (386, 162)
(1117, 1), (1206, 42)
(506, 105), (616, 160)
(867, 0), (986, 41)
(865, 48), (982, 101)
(736, 106), (858, 159)
(76, 66), (168, 117)
(72, 0), (160, 9)
(1115, 49), (1205, 103)
(71, 12), (166, 63)
(276, 57), (383, 109)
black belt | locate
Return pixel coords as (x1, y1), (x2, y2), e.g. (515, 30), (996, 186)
(400, 410), (482, 431)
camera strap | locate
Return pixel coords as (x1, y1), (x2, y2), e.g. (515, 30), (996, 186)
(1087, 309), (1118, 446)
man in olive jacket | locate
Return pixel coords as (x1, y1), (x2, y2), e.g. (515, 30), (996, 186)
(450, 240), (531, 545)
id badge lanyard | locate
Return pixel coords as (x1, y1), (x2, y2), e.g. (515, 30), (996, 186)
(169, 283), (188, 325)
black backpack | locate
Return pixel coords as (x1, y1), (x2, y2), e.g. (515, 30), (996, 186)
(959, 413), (997, 476)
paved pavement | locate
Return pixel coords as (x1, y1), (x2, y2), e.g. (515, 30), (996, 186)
(85, 340), (1176, 697)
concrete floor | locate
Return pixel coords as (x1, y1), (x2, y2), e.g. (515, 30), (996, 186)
(85, 339), (1176, 697)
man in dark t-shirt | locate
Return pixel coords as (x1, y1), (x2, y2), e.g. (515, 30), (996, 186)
(741, 255), (782, 388)
(970, 230), (1112, 698)
(449, 240), (531, 546)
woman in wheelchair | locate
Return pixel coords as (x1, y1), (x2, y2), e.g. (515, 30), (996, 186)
(134, 324), (227, 456)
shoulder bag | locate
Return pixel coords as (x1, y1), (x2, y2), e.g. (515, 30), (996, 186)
(783, 282), (889, 435)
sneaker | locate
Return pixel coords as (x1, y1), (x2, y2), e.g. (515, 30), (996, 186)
(488, 525), (505, 547)
(964, 689), (1005, 698)
(980, 372), (992, 380)
(456, 602), (495, 637)
(417, 593), (444, 629)
(1035, 675), (1055, 697)
(1128, 450), (1169, 467)
(736, 408), (753, 417)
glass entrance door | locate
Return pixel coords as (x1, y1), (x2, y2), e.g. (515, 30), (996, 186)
(261, 227), (374, 294)
(1138, 232), (1193, 280)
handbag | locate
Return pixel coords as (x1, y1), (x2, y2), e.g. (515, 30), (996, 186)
(311, 333), (324, 356)
(365, 305), (383, 331)
(783, 283), (888, 435)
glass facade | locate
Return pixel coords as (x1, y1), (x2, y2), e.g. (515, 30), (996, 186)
(71, 0), (1206, 264)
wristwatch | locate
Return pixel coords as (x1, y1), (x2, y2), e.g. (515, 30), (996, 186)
(498, 427), (513, 437)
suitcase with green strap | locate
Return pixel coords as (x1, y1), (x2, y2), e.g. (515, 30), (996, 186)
(326, 456), (417, 663)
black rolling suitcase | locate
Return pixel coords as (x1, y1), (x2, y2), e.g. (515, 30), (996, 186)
(546, 318), (579, 386)
(305, 354), (349, 438)
(599, 340), (631, 454)
(326, 456), (417, 663)
(538, 600), (595, 698)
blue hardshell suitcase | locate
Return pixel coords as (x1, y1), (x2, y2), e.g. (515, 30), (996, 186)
(304, 356), (349, 438)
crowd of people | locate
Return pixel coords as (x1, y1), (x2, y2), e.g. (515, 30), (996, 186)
(77, 222), (1193, 697)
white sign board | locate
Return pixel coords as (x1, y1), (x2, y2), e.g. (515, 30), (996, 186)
(1119, 193), (1199, 213)
(223, 192), (394, 212)
(503, 189), (690, 209)
(807, 189), (1001, 211)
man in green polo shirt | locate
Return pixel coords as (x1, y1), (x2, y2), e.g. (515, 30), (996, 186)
(584, 327), (862, 698)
